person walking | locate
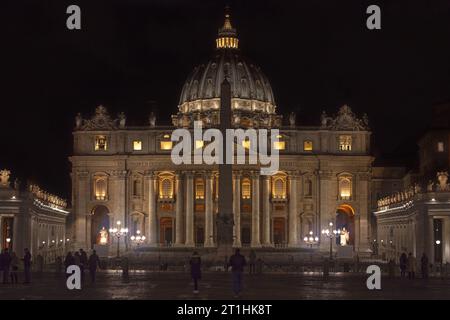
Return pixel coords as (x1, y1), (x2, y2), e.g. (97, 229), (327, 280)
(0, 249), (5, 283)
(399, 252), (407, 278)
(23, 248), (32, 284)
(79, 249), (88, 280)
(10, 252), (19, 284)
(407, 252), (416, 280)
(229, 249), (247, 298)
(421, 253), (429, 279)
(64, 252), (75, 277)
(2, 249), (12, 284)
(189, 251), (202, 294)
(88, 250), (101, 284)
(249, 250), (256, 274)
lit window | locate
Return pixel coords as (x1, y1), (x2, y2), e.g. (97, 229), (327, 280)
(195, 140), (204, 149)
(160, 134), (172, 150)
(272, 177), (286, 199)
(242, 178), (251, 199)
(438, 142), (445, 152)
(160, 141), (173, 150)
(242, 139), (251, 150)
(95, 136), (107, 151)
(133, 140), (142, 151)
(339, 135), (352, 151)
(273, 135), (285, 150)
(159, 178), (173, 199)
(304, 140), (313, 151)
(339, 176), (352, 199)
(94, 177), (107, 200)
(195, 179), (205, 199)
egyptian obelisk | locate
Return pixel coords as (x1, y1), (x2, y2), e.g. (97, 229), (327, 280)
(216, 77), (234, 260)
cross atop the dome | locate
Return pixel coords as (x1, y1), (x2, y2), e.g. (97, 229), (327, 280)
(216, 6), (239, 49)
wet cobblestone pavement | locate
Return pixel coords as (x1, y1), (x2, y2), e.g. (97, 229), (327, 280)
(0, 271), (449, 300)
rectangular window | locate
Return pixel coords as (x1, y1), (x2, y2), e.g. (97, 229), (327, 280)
(95, 136), (107, 151)
(438, 142), (444, 152)
(339, 135), (352, 151)
(195, 140), (204, 149)
(160, 141), (173, 150)
(303, 140), (313, 151)
(273, 141), (285, 150)
(133, 140), (142, 151)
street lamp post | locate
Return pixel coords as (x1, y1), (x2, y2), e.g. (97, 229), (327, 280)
(303, 231), (319, 261)
(130, 230), (146, 248)
(321, 222), (339, 260)
(109, 221), (128, 258)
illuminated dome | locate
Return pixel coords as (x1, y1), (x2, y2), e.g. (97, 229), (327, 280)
(172, 8), (281, 128)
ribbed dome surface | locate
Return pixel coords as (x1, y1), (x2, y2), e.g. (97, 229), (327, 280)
(179, 49), (276, 109)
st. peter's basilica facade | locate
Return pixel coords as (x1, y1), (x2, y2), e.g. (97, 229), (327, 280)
(69, 12), (373, 254)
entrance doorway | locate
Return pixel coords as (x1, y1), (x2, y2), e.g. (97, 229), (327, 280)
(273, 218), (286, 245)
(91, 206), (110, 248)
(241, 227), (251, 246)
(160, 218), (173, 246)
(335, 204), (355, 246)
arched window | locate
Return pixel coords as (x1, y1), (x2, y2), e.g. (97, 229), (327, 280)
(272, 177), (286, 199)
(195, 178), (205, 200)
(94, 176), (108, 201)
(338, 175), (352, 200)
(242, 178), (251, 199)
(160, 178), (174, 199)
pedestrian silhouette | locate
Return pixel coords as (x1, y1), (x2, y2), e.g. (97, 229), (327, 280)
(10, 252), (19, 284)
(399, 252), (407, 278)
(249, 250), (256, 274)
(229, 248), (247, 298)
(88, 250), (101, 283)
(22, 248), (32, 284)
(2, 249), (12, 284)
(421, 253), (429, 279)
(189, 251), (202, 294)
(407, 252), (416, 280)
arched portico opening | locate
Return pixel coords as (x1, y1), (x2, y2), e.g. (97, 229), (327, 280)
(335, 204), (355, 246)
(91, 205), (110, 248)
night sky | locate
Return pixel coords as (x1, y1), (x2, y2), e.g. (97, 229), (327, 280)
(2, 0), (450, 199)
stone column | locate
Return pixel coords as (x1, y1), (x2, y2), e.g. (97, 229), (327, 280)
(145, 171), (158, 247)
(318, 170), (332, 250)
(251, 172), (261, 247)
(428, 216), (435, 263)
(174, 172), (184, 246)
(357, 172), (371, 252)
(444, 217), (450, 264)
(262, 175), (272, 247)
(74, 170), (89, 249)
(288, 172), (299, 247)
(233, 172), (242, 247)
(204, 172), (215, 247)
(185, 172), (195, 247)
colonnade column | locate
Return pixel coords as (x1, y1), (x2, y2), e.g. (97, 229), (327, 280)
(174, 172), (184, 246)
(145, 171), (157, 247)
(251, 172), (261, 247)
(204, 172), (215, 247)
(233, 172), (242, 247)
(185, 172), (195, 247)
(262, 175), (272, 247)
(288, 172), (299, 247)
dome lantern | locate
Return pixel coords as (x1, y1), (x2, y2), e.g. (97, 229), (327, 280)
(216, 7), (239, 49)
